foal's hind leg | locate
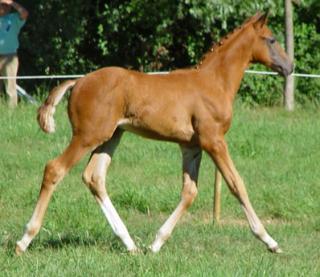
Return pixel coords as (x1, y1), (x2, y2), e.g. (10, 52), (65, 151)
(150, 145), (202, 252)
(82, 129), (137, 252)
(16, 136), (92, 254)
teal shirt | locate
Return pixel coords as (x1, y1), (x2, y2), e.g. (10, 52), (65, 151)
(0, 13), (25, 55)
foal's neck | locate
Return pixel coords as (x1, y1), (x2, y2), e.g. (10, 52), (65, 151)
(199, 27), (256, 101)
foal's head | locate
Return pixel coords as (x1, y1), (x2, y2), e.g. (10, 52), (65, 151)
(251, 13), (293, 76)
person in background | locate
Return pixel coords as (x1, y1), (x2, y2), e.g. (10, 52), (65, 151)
(0, 0), (28, 108)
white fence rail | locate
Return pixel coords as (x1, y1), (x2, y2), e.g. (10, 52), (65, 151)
(0, 70), (320, 80)
(1, 70), (319, 104)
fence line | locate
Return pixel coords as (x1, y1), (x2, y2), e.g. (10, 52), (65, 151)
(0, 70), (320, 80)
(0, 75), (84, 80)
(245, 70), (320, 78)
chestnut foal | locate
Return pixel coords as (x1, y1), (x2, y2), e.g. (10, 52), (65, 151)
(16, 13), (293, 254)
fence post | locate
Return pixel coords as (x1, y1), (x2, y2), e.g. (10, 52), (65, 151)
(284, 0), (295, 111)
(213, 168), (222, 224)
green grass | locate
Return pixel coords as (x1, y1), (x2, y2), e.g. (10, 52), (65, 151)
(0, 101), (320, 276)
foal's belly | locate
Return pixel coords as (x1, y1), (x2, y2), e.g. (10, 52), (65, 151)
(117, 118), (195, 143)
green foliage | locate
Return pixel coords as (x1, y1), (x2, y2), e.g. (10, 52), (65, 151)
(94, 0), (282, 69)
(17, 1), (320, 105)
(21, 1), (94, 73)
(294, 22), (320, 105)
(239, 66), (284, 107)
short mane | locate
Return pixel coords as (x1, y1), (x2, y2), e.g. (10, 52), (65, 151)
(196, 13), (261, 69)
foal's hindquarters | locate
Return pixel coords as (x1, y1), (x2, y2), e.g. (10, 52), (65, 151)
(15, 74), (131, 254)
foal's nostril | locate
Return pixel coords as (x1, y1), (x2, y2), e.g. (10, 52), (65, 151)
(289, 63), (294, 74)
(284, 62), (294, 76)
(277, 61), (294, 77)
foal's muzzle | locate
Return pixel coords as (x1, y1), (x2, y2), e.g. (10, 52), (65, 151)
(271, 60), (294, 77)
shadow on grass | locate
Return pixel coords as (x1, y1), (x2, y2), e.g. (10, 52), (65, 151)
(35, 233), (151, 254)
(39, 234), (126, 253)
(0, 235), (128, 273)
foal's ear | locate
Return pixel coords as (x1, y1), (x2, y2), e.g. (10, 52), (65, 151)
(253, 11), (269, 30)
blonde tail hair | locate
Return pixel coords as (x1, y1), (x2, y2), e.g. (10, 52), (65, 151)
(37, 79), (77, 133)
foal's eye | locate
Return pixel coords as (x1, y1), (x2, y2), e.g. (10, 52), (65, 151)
(268, 37), (276, 44)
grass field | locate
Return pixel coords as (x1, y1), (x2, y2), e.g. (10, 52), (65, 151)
(0, 101), (320, 276)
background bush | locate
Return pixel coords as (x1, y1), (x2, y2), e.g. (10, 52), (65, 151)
(17, 0), (320, 105)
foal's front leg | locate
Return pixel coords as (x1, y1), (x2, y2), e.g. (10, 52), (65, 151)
(150, 146), (202, 252)
(202, 136), (281, 253)
(82, 130), (137, 252)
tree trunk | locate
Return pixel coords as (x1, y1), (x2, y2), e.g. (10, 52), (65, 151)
(284, 0), (295, 111)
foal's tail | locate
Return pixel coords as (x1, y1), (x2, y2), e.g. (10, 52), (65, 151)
(37, 79), (78, 133)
